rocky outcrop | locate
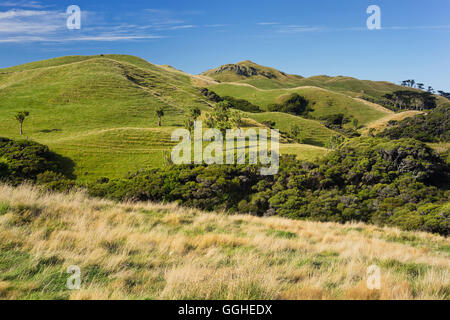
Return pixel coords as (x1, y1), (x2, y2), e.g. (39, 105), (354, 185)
(212, 64), (276, 79)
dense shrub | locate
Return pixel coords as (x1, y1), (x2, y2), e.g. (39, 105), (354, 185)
(222, 96), (262, 112)
(0, 137), (74, 186)
(88, 137), (449, 235)
(267, 93), (311, 116)
(200, 88), (262, 112)
(378, 106), (449, 142)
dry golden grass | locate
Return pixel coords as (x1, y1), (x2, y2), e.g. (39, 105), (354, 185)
(0, 184), (448, 300)
(362, 111), (424, 135)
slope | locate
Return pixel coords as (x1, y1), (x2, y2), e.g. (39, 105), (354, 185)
(209, 83), (391, 125)
(0, 55), (214, 180)
(0, 184), (448, 300)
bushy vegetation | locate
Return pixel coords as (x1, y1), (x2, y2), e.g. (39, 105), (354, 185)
(382, 91), (437, 111)
(88, 138), (449, 235)
(222, 96), (262, 113)
(200, 88), (262, 112)
(0, 137), (74, 186)
(268, 93), (311, 116)
(319, 114), (360, 138)
(378, 106), (449, 142)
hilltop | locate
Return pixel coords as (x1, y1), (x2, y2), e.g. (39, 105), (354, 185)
(201, 61), (448, 118)
(202, 60), (305, 88)
(0, 184), (448, 300)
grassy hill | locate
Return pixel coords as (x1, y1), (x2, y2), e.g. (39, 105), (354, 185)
(243, 112), (337, 147)
(209, 83), (391, 125)
(1, 55), (444, 181)
(0, 55), (330, 180)
(202, 60), (305, 88)
(0, 55), (218, 180)
(201, 60), (436, 102)
(0, 184), (448, 300)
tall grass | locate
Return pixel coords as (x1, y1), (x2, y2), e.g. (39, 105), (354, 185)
(0, 184), (448, 300)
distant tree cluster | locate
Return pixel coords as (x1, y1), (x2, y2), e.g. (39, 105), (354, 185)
(205, 101), (243, 135)
(383, 91), (437, 111)
(401, 79), (450, 99)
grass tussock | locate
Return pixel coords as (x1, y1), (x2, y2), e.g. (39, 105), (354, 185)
(0, 184), (448, 300)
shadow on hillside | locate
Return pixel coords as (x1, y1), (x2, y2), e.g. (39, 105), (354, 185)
(53, 152), (77, 180)
(40, 128), (62, 133)
(303, 138), (325, 148)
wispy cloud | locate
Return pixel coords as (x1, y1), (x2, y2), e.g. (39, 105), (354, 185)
(0, 1), (48, 9)
(277, 25), (322, 33)
(260, 22), (450, 34)
(0, 6), (196, 43)
(0, 8), (65, 34)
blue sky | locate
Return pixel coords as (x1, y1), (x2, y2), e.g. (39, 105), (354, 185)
(0, 0), (449, 91)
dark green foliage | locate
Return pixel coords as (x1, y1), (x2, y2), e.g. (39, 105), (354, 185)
(320, 113), (350, 127)
(0, 138), (74, 185)
(222, 96), (262, 113)
(261, 121), (276, 129)
(200, 88), (262, 112)
(0, 137), (74, 185)
(383, 91), (437, 111)
(35, 171), (76, 192)
(88, 137), (449, 235)
(88, 165), (263, 212)
(200, 88), (223, 103)
(319, 114), (360, 138)
(378, 106), (449, 142)
(268, 93), (311, 116)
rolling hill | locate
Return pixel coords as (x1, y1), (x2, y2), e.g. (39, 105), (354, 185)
(1, 55), (444, 181)
(201, 61), (448, 127)
(0, 55), (216, 180)
(0, 55), (333, 181)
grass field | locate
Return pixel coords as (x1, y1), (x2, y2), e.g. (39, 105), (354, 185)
(209, 83), (391, 125)
(0, 184), (448, 300)
(244, 112), (337, 147)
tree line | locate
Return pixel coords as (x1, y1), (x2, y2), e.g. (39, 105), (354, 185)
(401, 79), (450, 99)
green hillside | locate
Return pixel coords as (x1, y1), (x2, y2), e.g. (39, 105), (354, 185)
(0, 55), (332, 181)
(243, 112), (337, 147)
(0, 55), (214, 180)
(3, 55), (441, 181)
(209, 83), (391, 125)
(202, 61), (416, 100)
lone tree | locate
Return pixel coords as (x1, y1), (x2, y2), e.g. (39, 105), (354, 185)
(15, 111), (29, 135)
(155, 107), (165, 126)
(189, 106), (201, 121)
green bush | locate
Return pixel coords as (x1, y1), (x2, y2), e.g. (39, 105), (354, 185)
(267, 93), (311, 116)
(0, 137), (75, 185)
(87, 137), (449, 235)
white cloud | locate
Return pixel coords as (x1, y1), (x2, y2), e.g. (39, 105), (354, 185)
(0, 6), (206, 44)
(277, 25), (322, 33)
(0, 1), (47, 9)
